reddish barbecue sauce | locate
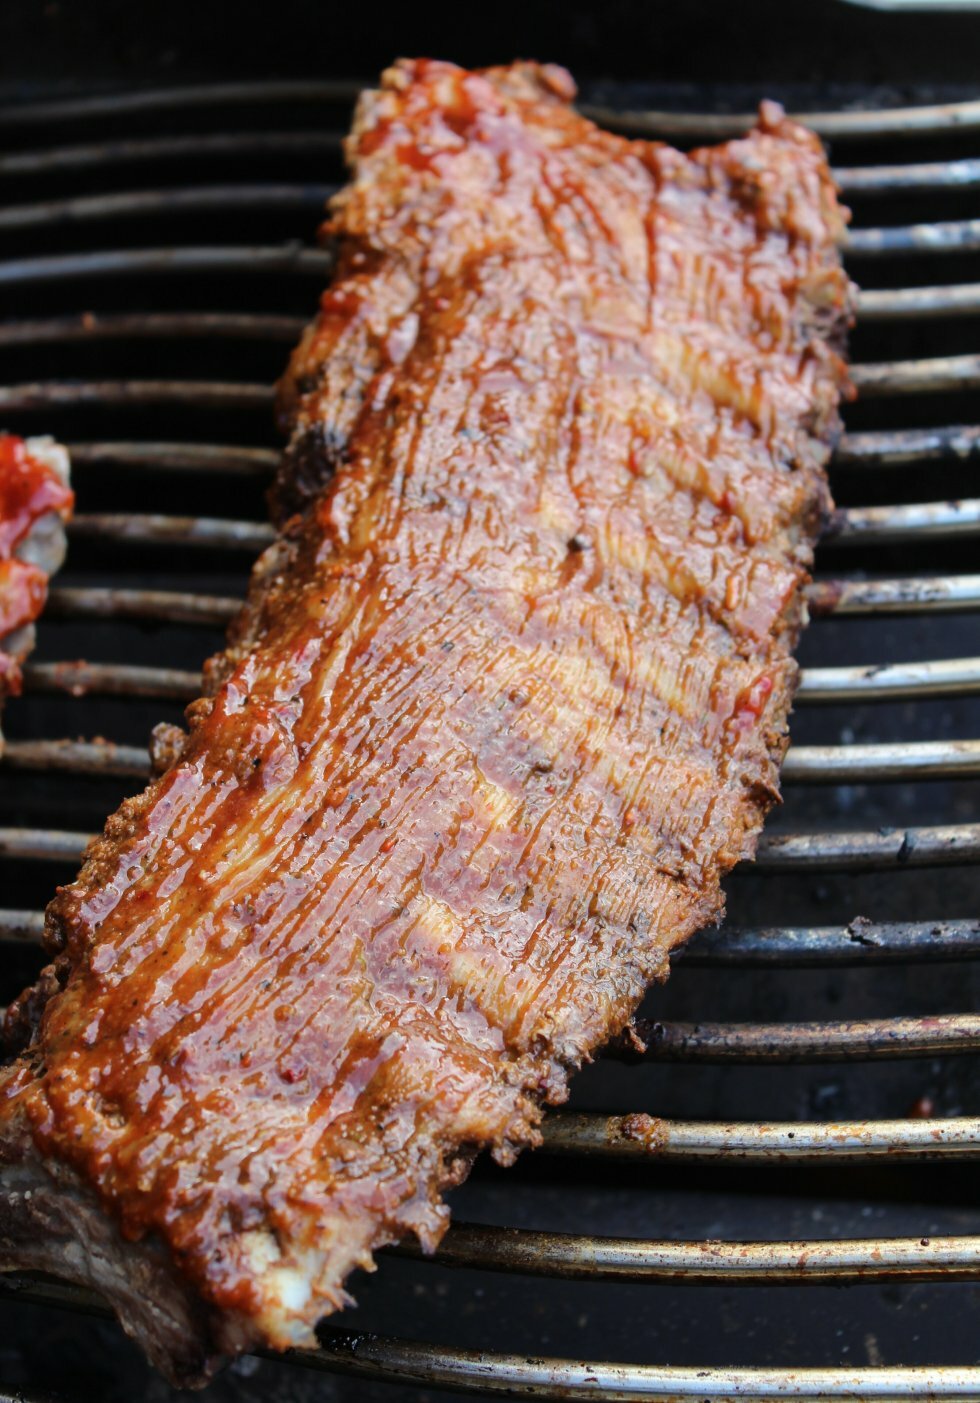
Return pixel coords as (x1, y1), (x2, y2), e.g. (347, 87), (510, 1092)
(0, 435), (74, 686)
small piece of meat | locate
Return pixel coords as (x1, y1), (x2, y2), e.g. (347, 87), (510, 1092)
(0, 61), (853, 1386)
(0, 435), (74, 752)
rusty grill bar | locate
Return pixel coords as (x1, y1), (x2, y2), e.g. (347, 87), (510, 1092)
(386, 1225), (980, 1282)
(541, 1113), (980, 1161)
(0, 75), (977, 1402)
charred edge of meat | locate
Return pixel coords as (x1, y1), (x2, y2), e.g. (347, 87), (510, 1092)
(269, 420), (349, 524)
(0, 1127), (245, 1384)
(2, 960), (67, 1056)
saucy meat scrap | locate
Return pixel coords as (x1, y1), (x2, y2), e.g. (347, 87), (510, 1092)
(0, 435), (73, 750)
(0, 60), (853, 1385)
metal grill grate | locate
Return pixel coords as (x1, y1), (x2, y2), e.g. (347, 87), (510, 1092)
(0, 79), (978, 1400)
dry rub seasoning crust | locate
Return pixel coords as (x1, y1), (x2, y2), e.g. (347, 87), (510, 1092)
(0, 60), (853, 1385)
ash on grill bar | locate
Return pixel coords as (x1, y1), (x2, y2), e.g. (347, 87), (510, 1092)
(0, 8), (978, 1401)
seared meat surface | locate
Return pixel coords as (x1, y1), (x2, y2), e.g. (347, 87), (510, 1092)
(0, 435), (73, 752)
(0, 61), (852, 1385)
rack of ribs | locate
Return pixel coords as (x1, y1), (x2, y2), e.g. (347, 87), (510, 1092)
(0, 60), (853, 1386)
(0, 435), (73, 753)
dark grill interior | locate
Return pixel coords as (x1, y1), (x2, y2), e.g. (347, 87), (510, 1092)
(0, 8), (978, 1399)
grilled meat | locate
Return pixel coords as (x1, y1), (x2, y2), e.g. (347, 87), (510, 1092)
(0, 435), (73, 753)
(0, 60), (853, 1385)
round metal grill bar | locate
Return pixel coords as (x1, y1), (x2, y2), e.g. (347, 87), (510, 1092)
(833, 425), (980, 466)
(0, 315), (305, 348)
(21, 661), (201, 701)
(806, 575), (980, 616)
(835, 156), (980, 195)
(581, 96), (980, 140)
(16, 656), (979, 705)
(2, 77), (979, 140)
(782, 740), (980, 782)
(2, 897), (975, 964)
(679, 918), (980, 965)
(64, 441), (280, 473)
(40, 577), (980, 625)
(2, 1275), (979, 1400)
(0, 131), (343, 177)
(797, 657), (980, 702)
(5, 827), (978, 876)
(846, 219), (980, 257)
(850, 356), (980, 397)
(5, 427), (976, 466)
(828, 499), (980, 547)
(0, 740), (151, 779)
(0, 245), (332, 285)
(541, 1113), (980, 1162)
(0, 185), (335, 231)
(615, 1014), (980, 1063)
(857, 283), (980, 320)
(755, 823), (980, 870)
(0, 79), (365, 126)
(0, 253), (975, 321)
(7, 503), (971, 551)
(67, 512), (275, 551)
(45, 586), (240, 626)
(0, 381), (273, 413)
(4, 738), (976, 783)
(0, 911), (45, 943)
(395, 1223), (980, 1284)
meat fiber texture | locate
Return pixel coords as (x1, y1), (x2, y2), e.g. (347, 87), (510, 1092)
(0, 61), (853, 1385)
